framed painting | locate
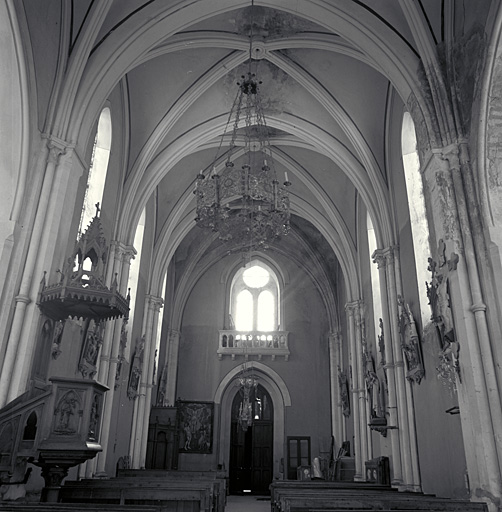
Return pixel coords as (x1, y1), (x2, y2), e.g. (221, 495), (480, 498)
(177, 400), (214, 454)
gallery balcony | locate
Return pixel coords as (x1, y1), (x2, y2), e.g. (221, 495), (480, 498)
(217, 330), (290, 361)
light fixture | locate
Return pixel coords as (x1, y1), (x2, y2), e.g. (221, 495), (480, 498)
(236, 373), (259, 432)
(194, 1), (291, 253)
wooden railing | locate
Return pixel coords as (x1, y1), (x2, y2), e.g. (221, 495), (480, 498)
(217, 330), (290, 361)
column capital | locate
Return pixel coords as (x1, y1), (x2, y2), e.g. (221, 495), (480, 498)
(372, 249), (387, 269)
(168, 328), (180, 343)
(345, 300), (362, 317)
(433, 143), (461, 172)
(372, 246), (397, 268)
(112, 241), (137, 262)
(329, 330), (342, 343)
(146, 294), (164, 312)
(46, 135), (74, 164)
(328, 331), (342, 349)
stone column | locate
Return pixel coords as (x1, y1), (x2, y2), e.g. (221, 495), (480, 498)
(328, 330), (345, 449)
(0, 138), (72, 407)
(354, 301), (370, 477)
(97, 242), (125, 384)
(139, 296), (163, 467)
(383, 247), (414, 490)
(372, 250), (402, 485)
(423, 151), (502, 501)
(94, 245), (135, 476)
(131, 295), (163, 468)
(165, 329), (181, 406)
(392, 246), (421, 491)
(345, 301), (363, 481)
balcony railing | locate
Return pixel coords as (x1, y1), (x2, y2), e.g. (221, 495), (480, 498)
(217, 330), (290, 361)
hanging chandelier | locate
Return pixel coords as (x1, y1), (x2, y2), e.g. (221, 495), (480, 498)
(194, 2), (291, 253)
(236, 374), (259, 432)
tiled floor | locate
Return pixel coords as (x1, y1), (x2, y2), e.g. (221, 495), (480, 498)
(225, 494), (271, 512)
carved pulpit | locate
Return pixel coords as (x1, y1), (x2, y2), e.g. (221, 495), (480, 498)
(0, 209), (129, 501)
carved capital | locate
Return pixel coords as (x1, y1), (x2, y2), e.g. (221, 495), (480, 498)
(112, 241), (137, 263)
(46, 136), (73, 165)
(345, 300), (360, 317)
(147, 295), (164, 312)
(329, 330), (342, 347)
(372, 249), (387, 269)
(439, 143), (461, 170)
(168, 329), (180, 343)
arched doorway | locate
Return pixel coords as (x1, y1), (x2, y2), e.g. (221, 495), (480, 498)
(229, 383), (273, 494)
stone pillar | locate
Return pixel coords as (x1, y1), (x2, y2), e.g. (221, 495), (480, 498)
(423, 150), (502, 502)
(354, 301), (370, 477)
(97, 242), (125, 384)
(345, 301), (363, 481)
(131, 295), (163, 468)
(0, 138), (73, 407)
(94, 244), (135, 476)
(372, 250), (402, 485)
(328, 330), (345, 449)
(392, 246), (421, 491)
(165, 329), (181, 406)
(139, 296), (163, 467)
(383, 247), (414, 490)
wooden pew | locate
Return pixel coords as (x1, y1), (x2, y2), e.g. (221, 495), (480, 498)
(280, 494), (488, 512)
(270, 481), (394, 512)
(0, 504), (160, 512)
(116, 469), (227, 512)
(269, 481), (487, 512)
(60, 479), (214, 512)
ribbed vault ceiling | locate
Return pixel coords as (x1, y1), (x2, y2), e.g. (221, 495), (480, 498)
(23, 0), (489, 300)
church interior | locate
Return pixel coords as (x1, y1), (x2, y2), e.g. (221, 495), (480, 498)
(1, 1), (502, 511)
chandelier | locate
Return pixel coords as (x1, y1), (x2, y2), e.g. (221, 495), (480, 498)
(194, 3), (291, 253)
(236, 374), (259, 432)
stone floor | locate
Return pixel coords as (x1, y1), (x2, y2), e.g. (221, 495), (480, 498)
(225, 494), (271, 512)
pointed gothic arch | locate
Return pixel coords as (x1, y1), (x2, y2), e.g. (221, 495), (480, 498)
(215, 362), (291, 480)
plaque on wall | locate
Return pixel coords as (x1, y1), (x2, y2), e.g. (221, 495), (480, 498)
(177, 401), (214, 454)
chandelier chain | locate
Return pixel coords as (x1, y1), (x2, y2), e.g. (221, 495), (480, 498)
(194, 0), (291, 254)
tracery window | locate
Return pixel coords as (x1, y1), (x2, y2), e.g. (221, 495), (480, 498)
(401, 112), (431, 325)
(218, 259), (289, 360)
(79, 107), (112, 234)
(231, 261), (279, 332)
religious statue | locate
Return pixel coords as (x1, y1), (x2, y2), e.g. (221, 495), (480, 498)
(365, 353), (384, 419)
(54, 390), (79, 434)
(398, 296), (425, 384)
(127, 335), (145, 400)
(426, 241), (461, 387)
(338, 367), (350, 418)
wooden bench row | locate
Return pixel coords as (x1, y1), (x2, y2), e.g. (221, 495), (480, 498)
(59, 470), (227, 512)
(0, 504), (160, 512)
(269, 482), (487, 512)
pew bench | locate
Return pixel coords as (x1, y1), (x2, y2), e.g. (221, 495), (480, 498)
(0, 504), (160, 512)
(116, 469), (227, 512)
(60, 479), (214, 512)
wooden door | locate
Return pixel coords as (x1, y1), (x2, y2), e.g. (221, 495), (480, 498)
(251, 422), (273, 493)
(229, 384), (273, 494)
